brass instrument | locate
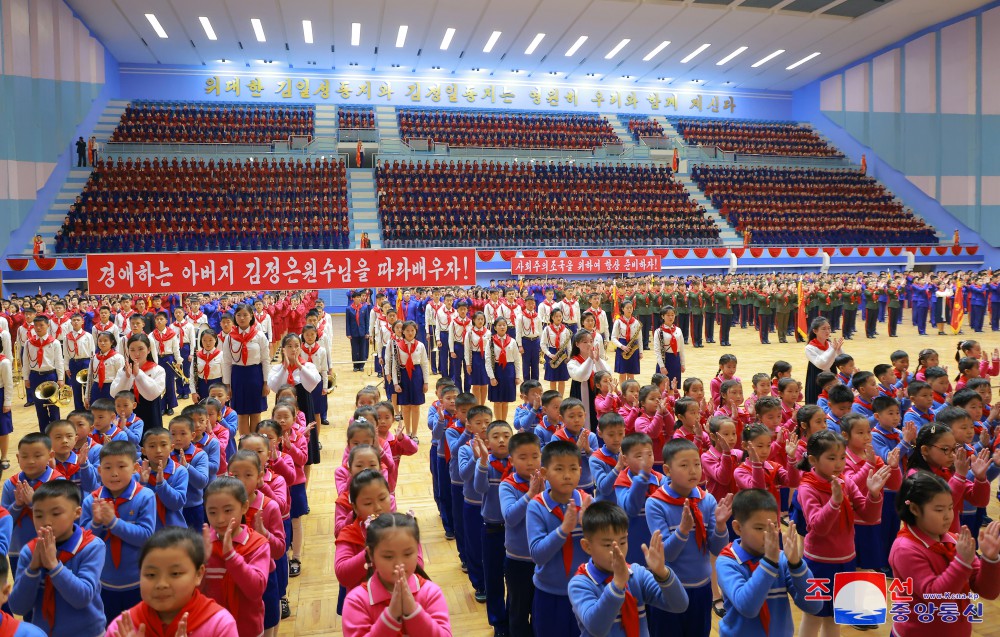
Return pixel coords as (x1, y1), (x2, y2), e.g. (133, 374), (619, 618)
(325, 371), (338, 393)
(171, 361), (190, 385)
(549, 337), (570, 369)
(12, 348), (23, 399)
(35, 381), (72, 407)
(621, 325), (642, 360)
(75, 368), (90, 385)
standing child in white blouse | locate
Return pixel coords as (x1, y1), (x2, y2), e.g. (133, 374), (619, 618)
(392, 321), (430, 438)
(465, 312), (491, 407)
(111, 333), (166, 435)
(224, 304), (271, 436)
(486, 317), (522, 423)
(300, 325), (329, 435)
(86, 332), (124, 408)
(151, 312), (181, 416)
(190, 329), (224, 403)
(63, 313), (94, 411)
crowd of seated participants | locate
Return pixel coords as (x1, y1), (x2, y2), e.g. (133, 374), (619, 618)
(110, 101), (315, 144)
(396, 110), (620, 150)
(338, 106), (376, 129)
(621, 115), (666, 142)
(376, 159), (720, 247)
(55, 155), (349, 253)
(671, 117), (842, 157)
(690, 164), (938, 246)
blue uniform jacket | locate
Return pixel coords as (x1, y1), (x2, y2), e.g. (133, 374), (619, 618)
(81, 479), (156, 589)
(527, 488), (588, 595)
(569, 560), (688, 637)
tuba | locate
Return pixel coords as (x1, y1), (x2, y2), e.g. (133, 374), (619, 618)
(549, 337), (570, 369)
(621, 326), (642, 360)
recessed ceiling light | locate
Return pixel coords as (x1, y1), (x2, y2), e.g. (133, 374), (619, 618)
(219, 58), (229, 63)
(484, 31), (502, 53)
(586, 72), (601, 77)
(250, 18), (265, 42)
(751, 49), (785, 68)
(396, 25), (408, 48)
(681, 43), (710, 63)
(716, 46), (748, 66)
(605, 38), (630, 60)
(786, 51), (820, 70)
(349, 62), (359, 67)
(565, 36), (588, 57)
(440, 27), (456, 50)
(145, 14), (168, 39)
(351, 23), (361, 46)
(643, 41), (670, 62)
(302, 20), (313, 44)
(621, 75), (632, 79)
(392, 64), (401, 68)
(525, 33), (545, 55)
(198, 17), (216, 41)
(512, 69), (523, 74)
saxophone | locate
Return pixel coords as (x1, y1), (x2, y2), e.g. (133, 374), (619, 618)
(549, 335), (570, 369)
(621, 326), (642, 360)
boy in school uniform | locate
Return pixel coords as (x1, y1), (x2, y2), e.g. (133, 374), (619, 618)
(499, 431), (543, 636)
(591, 413), (626, 503)
(436, 292), (457, 379)
(137, 427), (189, 529)
(429, 383), (460, 539)
(445, 396), (481, 579)
(526, 439), (593, 636)
(457, 405), (493, 601)
(66, 411), (102, 469)
(1, 433), (65, 578)
(46, 419), (98, 494)
(823, 385), (854, 435)
(902, 381), (936, 429)
(569, 501), (688, 637)
(514, 380), (544, 432)
(553, 398), (600, 494)
(63, 314), (94, 412)
(473, 420), (514, 635)
(924, 367), (952, 413)
(0, 553), (47, 636)
(533, 390), (563, 446)
(850, 371), (879, 428)
(88, 398), (130, 446)
(615, 433), (666, 565)
(645, 438), (732, 637)
(715, 489), (821, 637)
(8, 480), (105, 637)
(182, 404), (220, 483)
(168, 415), (210, 530)
(208, 383), (238, 435)
(22, 316), (65, 432)
(80, 440), (156, 623)
(517, 297), (542, 382)
(112, 392), (144, 446)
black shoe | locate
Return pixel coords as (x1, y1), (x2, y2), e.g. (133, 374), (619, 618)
(21, 402), (30, 408)
(713, 598), (727, 618)
(461, 562), (468, 573)
(164, 408), (174, 416)
(475, 589), (488, 603)
(445, 531), (455, 540)
(322, 420), (330, 426)
(280, 597), (291, 619)
(289, 558), (302, 577)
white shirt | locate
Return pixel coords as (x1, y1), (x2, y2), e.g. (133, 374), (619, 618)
(464, 329), (491, 367)
(805, 342), (839, 372)
(542, 323), (571, 355)
(0, 332), (10, 360)
(110, 363), (166, 401)
(268, 361), (322, 392)
(568, 355), (609, 386)
(485, 334), (523, 382)
(558, 298), (580, 325)
(150, 328), (181, 360)
(301, 342), (329, 376)
(611, 317), (641, 350)
(652, 325), (685, 369)
(516, 310), (541, 343)
(16, 325), (38, 349)
(538, 300), (558, 325)
(221, 326), (271, 384)
(390, 340), (431, 386)
(0, 358), (12, 408)
(254, 312), (273, 342)
(585, 307), (610, 342)
(373, 317), (393, 359)
(91, 320), (121, 345)
(87, 351), (126, 401)
(115, 310), (139, 332)
(48, 316), (72, 342)
(497, 302), (520, 326)
(170, 319), (194, 350)
(483, 301), (502, 327)
(449, 317), (472, 350)
(21, 334), (64, 378)
(436, 306), (456, 332)
(64, 330), (95, 361)
(425, 301), (441, 332)
(189, 347), (224, 393)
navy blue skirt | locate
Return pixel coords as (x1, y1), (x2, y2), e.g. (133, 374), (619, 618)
(195, 376), (223, 400)
(0, 390), (10, 435)
(90, 380), (113, 404)
(544, 347), (569, 382)
(854, 524), (884, 570)
(469, 351), (490, 385)
(230, 364), (267, 415)
(398, 365), (426, 406)
(658, 352), (683, 388)
(488, 363), (517, 403)
(310, 383), (328, 418)
(614, 346), (641, 374)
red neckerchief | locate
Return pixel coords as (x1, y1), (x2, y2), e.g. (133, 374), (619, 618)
(254, 312), (267, 325)
(613, 470), (664, 497)
(65, 331), (86, 357)
(873, 425), (901, 443)
(933, 391), (947, 404)
(316, 320), (325, 340)
(92, 480), (143, 567)
(171, 322), (187, 345)
(587, 308), (602, 332)
(151, 328), (176, 355)
(533, 489), (584, 575)
(147, 459), (175, 525)
(570, 355), (596, 392)
(28, 527), (96, 630)
(189, 311), (204, 322)
(896, 523), (961, 582)
(350, 303), (362, 327)
(719, 543), (770, 635)
(564, 299), (576, 321)
(854, 397), (873, 411)
(228, 326), (258, 365)
(838, 372), (851, 386)
(51, 317), (66, 340)
(27, 334), (55, 367)
(54, 452), (80, 480)
(592, 445), (618, 468)
(337, 518), (366, 548)
(488, 455), (512, 479)
(94, 320), (114, 332)
(660, 325), (678, 354)
(550, 324), (567, 349)
(649, 485), (707, 552)
(209, 526), (268, 622)
(801, 472), (854, 527)
(196, 348), (221, 380)
(399, 339), (418, 377)
(129, 590), (224, 637)
(554, 426), (584, 446)
(819, 390), (829, 402)
(492, 335), (512, 366)
(93, 349), (116, 387)
(521, 310), (537, 333)
(575, 560), (639, 637)
(0, 611), (20, 637)
(133, 360), (158, 401)
(621, 317), (637, 343)
(301, 342), (319, 363)
(472, 328), (488, 354)
(90, 424), (123, 446)
(808, 339), (829, 351)
(285, 357), (306, 385)
(893, 368), (909, 389)
(907, 407), (934, 423)
(502, 472), (530, 493)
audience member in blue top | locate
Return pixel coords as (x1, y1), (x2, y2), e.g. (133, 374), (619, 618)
(591, 413), (626, 502)
(533, 390), (563, 446)
(716, 489), (822, 637)
(870, 396), (916, 464)
(514, 381), (544, 432)
(902, 382), (936, 429)
(499, 431), (543, 637)
(569, 501), (689, 637)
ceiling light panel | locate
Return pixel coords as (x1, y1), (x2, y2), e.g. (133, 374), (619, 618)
(680, 43), (710, 63)
(643, 41), (670, 62)
(716, 46), (748, 66)
(525, 33), (545, 55)
(145, 14), (168, 39)
(198, 17), (216, 41)
(605, 38), (630, 60)
(302, 20), (313, 44)
(786, 51), (820, 69)
(751, 49), (785, 68)
(565, 36), (588, 57)
(441, 27), (456, 50)
(251, 18), (266, 42)
(396, 25), (408, 48)
(483, 30), (502, 53)
(351, 23), (361, 46)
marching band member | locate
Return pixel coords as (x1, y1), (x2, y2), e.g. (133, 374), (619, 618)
(91, 305), (120, 348)
(449, 302), (472, 392)
(516, 296), (542, 382)
(63, 313), (95, 411)
(189, 328), (224, 403)
(652, 306), (686, 388)
(436, 292), (456, 378)
(542, 308), (570, 395)
(22, 314), (65, 431)
(86, 331), (124, 408)
(558, 288), (581, 334)
(223, 303), (271, 436)
(150, 311), (181, 416)
(485, 317), (522, 423)
(610, 300), (642, 383)
(171, 306), (193, 399)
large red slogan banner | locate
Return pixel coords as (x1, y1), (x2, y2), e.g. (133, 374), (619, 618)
(511, 254), (661, 275)
(87, 249), (477, 294)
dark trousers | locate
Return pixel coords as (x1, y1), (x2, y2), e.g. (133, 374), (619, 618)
(865, 309), (878, 337)
(719, 314), (732, 345)
(463, 501), (485, 591)
(913, 305), (929, 335)
(775, 312), (790, 342)
(758, 314), (772, 343)
(887, 306), (900, 336)
(677, 314), (690, 343)
(438, 330), (451, 378)
(159, 355), (178, 411)
(434, 455), (454, 535)
(842, 309), (858, 339)
(506, 558), (535, 636)
(77, 151), (86, 167)
(638, 314), (652, 349)
(102, 586), (141, 626)
(29, 370), (58, 432)
(521, 337), (540, 381)
(483, 524), (508, 632)
(450, 484), (468, 567)
(878, 300), (887, 322)
(992, 301), (1000, 331)
(68, 358), (89, 411)
(971, 305), (986, 332)
(704, 312), (715, 342)
(533, 589), (579, 637)
(450, 343), (468, 391)
(349, 336), (366, 371)
(177, 345), (191, 397)
(689, 314), (703, 346)
(664, 583), (711, 637)
(739, 304), (749, 328)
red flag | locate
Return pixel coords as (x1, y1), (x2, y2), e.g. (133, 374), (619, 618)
(672, 148), (679, 173)
(951, 283), (965, 334)
(796, 280), (808, 341)
(396, 288), (404, 320)
(860, 154), (867, 174)
(612, 282), (620, 321)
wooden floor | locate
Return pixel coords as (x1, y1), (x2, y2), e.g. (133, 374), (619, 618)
(10, 315), (999, 636)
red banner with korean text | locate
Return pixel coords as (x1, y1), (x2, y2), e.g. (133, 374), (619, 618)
(510, 255), (661, 276)
(86, 249), (477, 294)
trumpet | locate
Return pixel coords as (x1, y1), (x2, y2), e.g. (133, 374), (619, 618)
(171, 361), (190, 386)
(35, 381), (72, 407)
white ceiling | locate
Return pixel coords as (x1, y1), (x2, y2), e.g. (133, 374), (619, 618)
(66, 0), (989, 91)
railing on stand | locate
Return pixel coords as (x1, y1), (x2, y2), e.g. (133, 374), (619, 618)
(338, 128), (380, 143)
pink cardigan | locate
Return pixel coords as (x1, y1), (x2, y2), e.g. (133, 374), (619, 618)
(261, 469), (290, 518)
(797, 473), (881, 563)
(632, 411), (672, 463)
(843, 449), (902, 526)
(906, 467), (990, 533)
(594, 392), (623, 418)
(888, 524), (1000, 637)
(106, 606), (238, 637)
(701, 447), (740, 500)
(201, 526), (270, 637)
(336, 441), (396, 494)
(341, 574), (452, 637)
(710, 374), (740, 408)
(267, 451), (296, 492)
(384, 431), (418, 492)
